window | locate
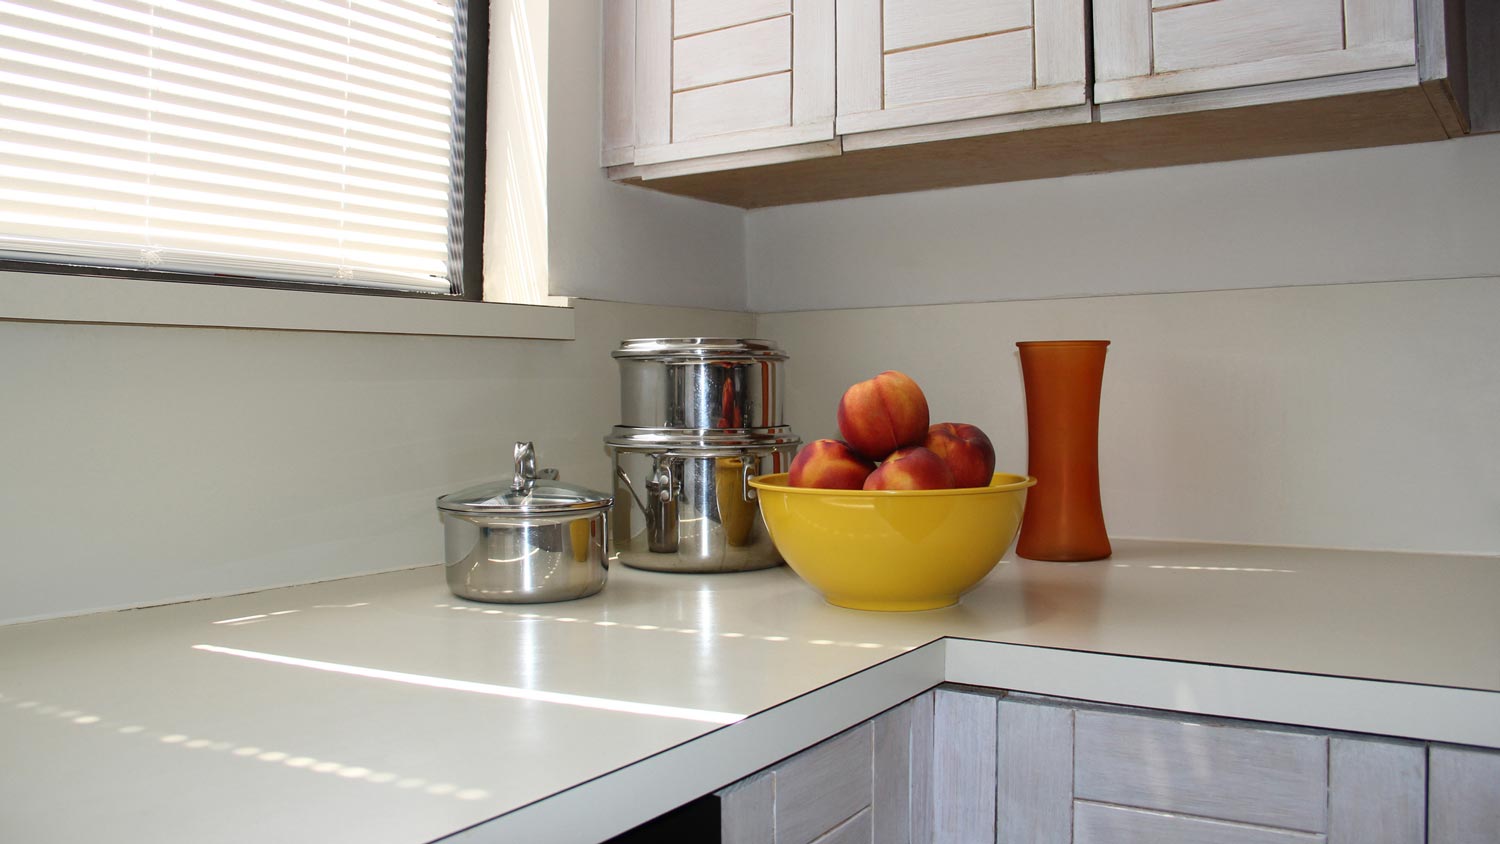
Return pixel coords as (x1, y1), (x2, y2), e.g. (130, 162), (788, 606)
(0, 0), (486, 298)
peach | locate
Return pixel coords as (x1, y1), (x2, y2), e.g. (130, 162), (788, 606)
(922, 422), (997, 488)
(789, 439), (876, 489)
(836, 371), (931, 461)
(862, 447), (955, 491)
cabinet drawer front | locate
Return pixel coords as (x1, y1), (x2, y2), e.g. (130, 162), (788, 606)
(674, 15), (791, 91)
(775, 723), (873, 844)
(1074, 710), (1328, 833)
(883, 29), (1034, 108)
(674, 0), (791, 37)
(1153, 0), (1345, 74)
(1075, 802), (1327, 844)
(884, 0), (1032, 52)
(673, 73), (791, 142)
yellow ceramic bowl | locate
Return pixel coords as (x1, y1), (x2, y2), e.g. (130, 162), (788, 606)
(749, 473), (1036, 612)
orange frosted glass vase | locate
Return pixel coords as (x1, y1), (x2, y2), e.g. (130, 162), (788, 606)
(1016, 340), (1111, 562)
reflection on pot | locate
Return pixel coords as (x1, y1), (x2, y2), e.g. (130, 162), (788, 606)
(715, 456), (754, 547)
(610, 447), (793, 573)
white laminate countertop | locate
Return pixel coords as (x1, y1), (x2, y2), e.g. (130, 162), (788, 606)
(1, 540), (1497, 843)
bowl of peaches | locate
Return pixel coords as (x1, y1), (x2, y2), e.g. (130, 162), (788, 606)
(750, 371), (1034, 612)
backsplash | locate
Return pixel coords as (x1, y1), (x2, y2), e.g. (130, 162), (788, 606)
(757, 276), (1500, 555)
(0, 300), (752, 625)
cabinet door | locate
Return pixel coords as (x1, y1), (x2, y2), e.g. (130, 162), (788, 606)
(836, 0), (1087, 140)
(632, 0), (835, 167)
(1094, 0), (1416, 108)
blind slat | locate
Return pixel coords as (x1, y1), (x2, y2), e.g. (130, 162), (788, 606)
(0, 0), (464, 293)
(2, 20), (456, 122)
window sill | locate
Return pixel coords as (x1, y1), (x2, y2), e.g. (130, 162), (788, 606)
(0, 271), (574, 340)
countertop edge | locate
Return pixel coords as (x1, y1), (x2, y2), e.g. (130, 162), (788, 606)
(446, 637), (1500, 843)
(443, 641), (948, 844)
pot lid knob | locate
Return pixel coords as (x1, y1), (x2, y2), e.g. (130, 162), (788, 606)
(513, 441), (537, 491)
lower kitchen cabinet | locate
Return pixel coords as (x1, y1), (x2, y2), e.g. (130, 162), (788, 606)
(715, 686), (1499, 844)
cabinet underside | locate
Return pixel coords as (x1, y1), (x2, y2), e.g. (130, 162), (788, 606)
(616, 85), (1454, 208)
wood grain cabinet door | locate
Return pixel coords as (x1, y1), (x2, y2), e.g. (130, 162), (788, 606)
(835, 0), (1088, 145)
(1093, 0), (1417, 111)
(631, 0), (836, 167)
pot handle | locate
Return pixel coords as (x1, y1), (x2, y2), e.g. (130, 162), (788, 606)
(741, 457), (758, 502)
(652, 455), (676, 502)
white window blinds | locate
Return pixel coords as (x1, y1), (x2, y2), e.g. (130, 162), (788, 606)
(0, 0), (465, 293)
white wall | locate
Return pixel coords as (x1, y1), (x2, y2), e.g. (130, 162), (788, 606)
(744, 129), (1500, 555)
(757, 277), (1500, 555)
(0, 300), (752, 625)
(545, 2), (748, 310)
(746, 134), (1500, 312)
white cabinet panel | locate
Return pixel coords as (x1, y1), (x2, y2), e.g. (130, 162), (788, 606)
(719, 769), (775, 844)
(1152, 0), (1345, 73)
(776, 724), (873, 844)
(717, 722), (875, 844)
(883, 30), (1034, 108)
(996, 698), (1073, 844)
(1075, 801), (1328, 844)
(871, 699), (913, 844)
(837, 0), (1087, 137)
(633, 0), (673, 149)
(1094, 0), (1418, 108)
(813, 807), (874, 844)
(1428, 744), (1500, 844)
(601, 0), (636, 166)
(883, 0), (1031, 52)
(1328, 737), (1426, 844)
(932, 689), (998, 844)
(672, 15), (790, 91)
(632, 0), (835, 167)
(1074, 709), (1329, 833)
(674, 0), (791, 37)
(909, 690), (936, 844)
(673, 73), (790, 142)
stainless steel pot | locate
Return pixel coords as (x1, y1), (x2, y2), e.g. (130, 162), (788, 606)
(608, 441), (795, 573)
(613, 338), (787, 430)
(607, 338), (801, 573)
(436, 443), (612, 603)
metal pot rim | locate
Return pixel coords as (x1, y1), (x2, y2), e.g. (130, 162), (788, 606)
(437, 506), (610, 523)
(611, 338), (787, 361)
(605, 426), (801, 451)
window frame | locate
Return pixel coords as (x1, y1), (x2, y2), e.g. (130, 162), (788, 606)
(0, 0), (491, 303)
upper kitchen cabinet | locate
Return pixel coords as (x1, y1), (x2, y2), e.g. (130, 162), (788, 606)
(835, 0), (1088, 148)
(613, 0), (838, 178)
(1093, 0), (1467, 133)
(601, 0), (1494, 208)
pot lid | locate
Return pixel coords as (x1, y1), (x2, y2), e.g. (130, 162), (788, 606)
(437, 442), (612, 516)
(611, 338), (787, 361)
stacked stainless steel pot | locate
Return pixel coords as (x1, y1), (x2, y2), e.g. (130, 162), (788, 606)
(606, 339), (800, 573)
